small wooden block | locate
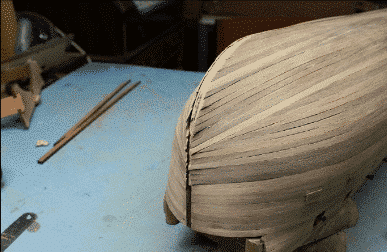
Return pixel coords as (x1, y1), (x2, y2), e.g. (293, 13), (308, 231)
(302, 197), (358, 248)
(11, 84), (35, 129)
(27, 59), (45, 102)
(1, 93), (24, 118)
(245, 238), (265, 252)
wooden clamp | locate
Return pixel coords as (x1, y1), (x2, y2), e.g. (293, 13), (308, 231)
(1, 59), (45, 128)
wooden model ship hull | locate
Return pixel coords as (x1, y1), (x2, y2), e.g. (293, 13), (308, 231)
(164, 9), (387, 252)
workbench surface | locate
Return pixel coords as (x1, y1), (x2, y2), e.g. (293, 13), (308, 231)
(1, 62), (386, 251)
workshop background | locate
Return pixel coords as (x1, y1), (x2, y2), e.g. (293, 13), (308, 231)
(10, 0), (387, 74)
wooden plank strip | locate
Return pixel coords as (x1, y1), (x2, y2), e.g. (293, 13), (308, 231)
(190, 180), (348, 234)
(188, 37), (248, 127)
(166, 169), (186, 206)
(181, 87), (197, 127)
(188, 125), (386, 186)
(165, 162), (186, 219)
(199, 109), (343, 155)
(198, 114), (386, 168)
(168, 142), (186, 180)
(171, 137), (187, 173)
(198, 12), (386, 103)
(222, 13), (385, 74)
(174, 113), (184, 145)
(257, 62), (387, 129)
(39, 81), (141, 163)
(166, 9), (387, 246)
(219, 27), (332, 79)
(191, 167), (349, 208)
(190, 217), (311, 238)
(54, 79), (133, 146)
(193, 60), (385, 150)
(195, 55), (322, 128)
(1, 93), (24, 118)
(191, 200), (308, 228)
(190, 50), (387, 155)
(188, 129), (387, 186)
(233, 80), (387, 146)
(169, 144), (186, 188)
(228, 7), (385, 59)
(165, 184), (186, 225)
(191, 68), (386, 158)
(192, 37), (386, 142)
(194, 36), (386, 131)
(173, 117), (188, 165)
(191, 196), (351, 246)
(192, 188), (345, 224)
(189, 14), (386, 152)
(223, 20), (330, 68)
(191, 85), (386, 160)
(174, 85), (199, 164)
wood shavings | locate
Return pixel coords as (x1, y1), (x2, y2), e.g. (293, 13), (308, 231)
(36, 140), (49, 147)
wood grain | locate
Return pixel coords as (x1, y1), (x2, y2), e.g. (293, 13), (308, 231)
(38, 81), (140, 164)
(53, 79), (133, 146)
(1, 93), (24, 118)
(164, 9), (387, 252)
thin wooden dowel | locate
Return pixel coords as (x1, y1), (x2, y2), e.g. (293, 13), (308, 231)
(53, 79), (132, 146)
(38, 81), (141, 164)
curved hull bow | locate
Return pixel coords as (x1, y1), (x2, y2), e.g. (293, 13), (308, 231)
(164, 8), (387, 252)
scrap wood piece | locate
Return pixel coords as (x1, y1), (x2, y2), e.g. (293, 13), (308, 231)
(53, 79), (133, 146)
(38, 81), (141, 164)
(36, 140), (49, 147)
(1, 59), (45, 128)
(27, 59), (45, 104)
(1, 93), (24, 118)
(11, 84), (35, 129)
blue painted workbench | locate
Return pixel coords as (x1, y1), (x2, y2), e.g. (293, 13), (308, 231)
(1, 62), (386, 251)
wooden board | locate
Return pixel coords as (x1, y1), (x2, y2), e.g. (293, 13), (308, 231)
(1, 93), (24, 118)
(164, 8), (387, 252)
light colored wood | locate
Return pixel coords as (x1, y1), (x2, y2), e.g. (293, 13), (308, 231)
(164, 9), (387, 252)
(28, 59), (46, 104)
(164, 136), (187, 224)
(1, 93), (24, 118)
(11, 84), (35, 129)
(163, 194), (179, 225)
(2, 59), (46, 128)
(190, 197), (357, 251)
(164, 89), (201, 226)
